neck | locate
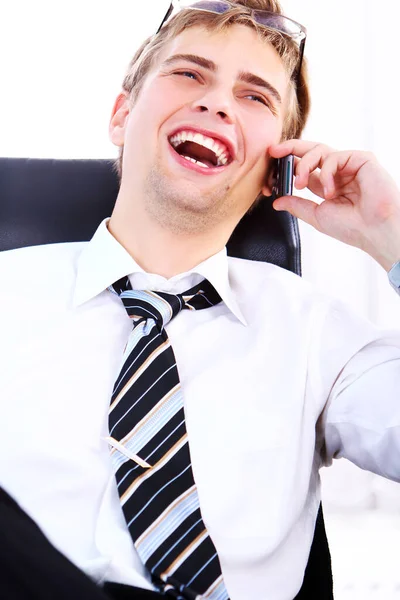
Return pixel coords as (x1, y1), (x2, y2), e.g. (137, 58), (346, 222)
(108, 194), (232, 279)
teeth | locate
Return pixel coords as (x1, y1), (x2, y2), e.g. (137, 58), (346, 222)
(182, 155), (210, 168)
(193, 133), (203, 145)
(169, 130), (231, 166)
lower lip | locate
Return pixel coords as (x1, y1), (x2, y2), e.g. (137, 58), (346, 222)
(167, 142), (229, 176)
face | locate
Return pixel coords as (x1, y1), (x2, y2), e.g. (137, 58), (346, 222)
(110, 23), (290, 234)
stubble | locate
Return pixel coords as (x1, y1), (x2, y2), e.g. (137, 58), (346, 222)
(144, 163), (234, 235)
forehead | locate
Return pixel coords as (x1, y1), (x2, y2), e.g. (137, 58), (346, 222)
(157, 24), (289, 89)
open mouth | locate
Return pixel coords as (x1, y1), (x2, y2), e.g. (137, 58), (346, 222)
(168, 129), (233, 169)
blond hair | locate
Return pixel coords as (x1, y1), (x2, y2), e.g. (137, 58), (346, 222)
(113, 0), (310, 181)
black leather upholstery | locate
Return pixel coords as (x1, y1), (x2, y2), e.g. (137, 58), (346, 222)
(0, 157), (300, 276)
(0, 156), (333, 598)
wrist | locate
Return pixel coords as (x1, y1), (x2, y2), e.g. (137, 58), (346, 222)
(363, 216), (400, 272)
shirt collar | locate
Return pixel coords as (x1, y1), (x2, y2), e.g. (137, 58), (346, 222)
(73, 218), (247, 326)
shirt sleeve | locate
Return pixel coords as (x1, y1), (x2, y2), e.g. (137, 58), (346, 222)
(311, 295), (400, 482)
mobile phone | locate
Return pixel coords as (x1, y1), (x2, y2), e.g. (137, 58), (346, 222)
(271, 154), (294, 199)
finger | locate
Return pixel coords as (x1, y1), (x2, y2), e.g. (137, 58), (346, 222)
(292, 159), (325, 199)
(318, 154), (341, 198)
(272, 195), (319, 229)
(319, 150), (375, 197)
(297, 170), (336, 201)
(305, 171), (326, 199)
(269, 139), (334, 160)
(293, 164), (334, 200)
(294, 145), (335, 190)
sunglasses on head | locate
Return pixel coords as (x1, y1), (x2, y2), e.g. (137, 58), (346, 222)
(156, 0), (307, 83)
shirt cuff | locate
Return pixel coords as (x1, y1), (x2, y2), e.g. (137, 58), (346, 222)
(388, 260), (400, 295)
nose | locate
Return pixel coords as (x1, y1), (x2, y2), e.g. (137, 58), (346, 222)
(190, 87), (235, 124)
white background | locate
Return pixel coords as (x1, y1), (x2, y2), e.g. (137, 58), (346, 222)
(1, 1), (400, 596)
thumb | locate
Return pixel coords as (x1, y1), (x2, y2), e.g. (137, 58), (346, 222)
(273, 195), (318, 228)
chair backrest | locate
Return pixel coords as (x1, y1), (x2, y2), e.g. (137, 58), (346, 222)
(0, 156), (332, 598)
(0, 157), (301, 276)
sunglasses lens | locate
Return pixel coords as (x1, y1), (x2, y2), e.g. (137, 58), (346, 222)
(253, 12), (304, 40)
(159, 1), (305, 82)
(178, 0), (230, 13)
(177, 1), (305, 41)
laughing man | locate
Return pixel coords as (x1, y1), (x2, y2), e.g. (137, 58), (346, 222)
(1, 1), (400, 599)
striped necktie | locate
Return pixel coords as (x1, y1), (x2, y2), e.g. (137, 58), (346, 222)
(107, 276), (230, 600)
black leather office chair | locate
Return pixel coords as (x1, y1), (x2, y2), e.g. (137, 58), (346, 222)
(0, 156), (333, 599)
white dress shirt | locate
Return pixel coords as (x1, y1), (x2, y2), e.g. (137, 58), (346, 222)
(1, 217), (400, 600)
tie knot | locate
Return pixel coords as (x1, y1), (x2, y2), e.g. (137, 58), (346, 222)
(110, 277), (222, 328)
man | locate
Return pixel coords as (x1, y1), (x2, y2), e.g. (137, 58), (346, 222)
(1, 1), (400, 599)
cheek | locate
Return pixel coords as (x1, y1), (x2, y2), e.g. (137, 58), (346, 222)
(238, 114), (282, 191)
(244, 116), (280, 167)
(122, 95), (165, 156)
(251, 112), (281, 145)
(145, 79), (191, 113)
(126, 82), (190, 142)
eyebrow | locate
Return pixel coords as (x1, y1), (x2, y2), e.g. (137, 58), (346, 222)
(161, 53), (282, 106)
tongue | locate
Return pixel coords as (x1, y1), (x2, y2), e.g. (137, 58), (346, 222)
(176, 141), (217, 167)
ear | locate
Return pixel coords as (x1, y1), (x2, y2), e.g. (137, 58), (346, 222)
(261, 158), (278, 197)
(109, 92), (130, 147)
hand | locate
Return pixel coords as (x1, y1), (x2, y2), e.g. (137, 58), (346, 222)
(268, 140), (400, 271)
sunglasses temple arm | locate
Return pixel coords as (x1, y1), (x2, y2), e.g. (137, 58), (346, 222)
(294, 37), (305, 86)
(156, 2), (174, 34)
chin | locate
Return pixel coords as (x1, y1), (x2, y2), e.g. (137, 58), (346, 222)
(144, 168), (233, 232)
(149, 168), (228, 209)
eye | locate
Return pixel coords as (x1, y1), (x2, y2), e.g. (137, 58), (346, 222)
(173, 70), (199, 81)
(244, 94), (277, 115)
(245, 94), (270, 106)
